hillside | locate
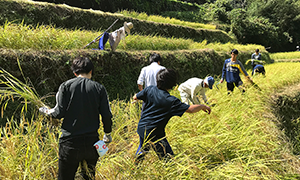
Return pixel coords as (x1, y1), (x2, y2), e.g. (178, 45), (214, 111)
(0, 0), (272, 100)
(1, 0), (300, 179)
(0, 0), (234, 44)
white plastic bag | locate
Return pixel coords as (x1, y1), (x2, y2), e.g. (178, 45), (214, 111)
(94, 140), (108, 157)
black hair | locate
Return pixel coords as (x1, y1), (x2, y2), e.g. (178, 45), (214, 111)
(149, 53), (162, 64)
(71, 57), (94, 75)
(156, 69), (177, 90)
(255, 49), (259, 52)
(231, 49), (239, 55)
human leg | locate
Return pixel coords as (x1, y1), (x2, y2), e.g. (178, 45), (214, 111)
(226, 82), (234, 94)
(153, 138), (174, 161)
(58, 136), (99, 180)
(78, 136), (99, 180)
(79, 158), (98, 180)
(135, 135), (151, 164)
(235, 81), (245, 93)
(58, 140), (80, 180)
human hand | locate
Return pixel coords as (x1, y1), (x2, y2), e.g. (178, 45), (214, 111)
(103, 133), (112, 144)
(131, 100), (138, 104)
(39, 106), (50, 115)
(203, 105), (211, 114)
(219, 79), (224, 83)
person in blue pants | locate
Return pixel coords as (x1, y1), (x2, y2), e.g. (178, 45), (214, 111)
(133, 68), (211, 164)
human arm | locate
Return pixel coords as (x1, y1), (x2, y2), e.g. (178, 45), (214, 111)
(138, 84), (143, 91)
(39, 84), (66, 119)
(220, 60), (226, 83)
(132, 89), (145, 103)
(137, 68), (145, 91)
(191, 84), (200, 104)
(99, 87), (113, 143)
(185, 104), (211, 114)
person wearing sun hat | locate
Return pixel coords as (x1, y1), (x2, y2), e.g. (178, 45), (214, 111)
(108, 21), (133, 51)
(178, 76), (215, 105)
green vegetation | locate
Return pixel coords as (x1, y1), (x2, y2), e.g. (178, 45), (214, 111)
(270, 52), (300, 62)
(1, 62), (300, 179)
(1, 0), (300, 179)
(119, 10), (216, 30)
(33, 0), (300, 52)
(0, 0), (234, 44)
(0, 22), (263, 52)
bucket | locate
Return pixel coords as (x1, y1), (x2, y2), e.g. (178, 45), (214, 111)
(94, 140), (108, 157)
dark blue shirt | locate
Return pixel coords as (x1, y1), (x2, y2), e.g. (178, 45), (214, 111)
(136, 86), (189, 140)
(252, 64), (264, 75)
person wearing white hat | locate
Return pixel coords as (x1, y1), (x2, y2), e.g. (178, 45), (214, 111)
(108, 22), (133, 51)
(178, 76), (215, 105)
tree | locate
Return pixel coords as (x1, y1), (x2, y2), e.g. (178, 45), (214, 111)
(229, 8), (278, 51)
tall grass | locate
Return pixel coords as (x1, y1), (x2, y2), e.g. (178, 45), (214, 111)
(119, 10), (216, 30)
(1, 62), (300, 179)
(270, 51), (300, 62)
(0, 22), (264, 52)
(0, 21), (96, 50)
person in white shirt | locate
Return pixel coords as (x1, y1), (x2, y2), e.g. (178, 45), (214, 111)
(137, 53), (166, 91)
(178, 76), (215, 105)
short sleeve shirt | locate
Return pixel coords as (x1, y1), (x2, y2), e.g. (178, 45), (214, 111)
(137, 62), (166, 87)
(136, 86), (190, 140)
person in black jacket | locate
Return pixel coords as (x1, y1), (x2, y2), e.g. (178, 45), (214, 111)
(39, 57), (113, 180)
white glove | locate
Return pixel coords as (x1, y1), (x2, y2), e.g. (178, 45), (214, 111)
(39, 106), (50, 115)
(103, 133), (112, 144)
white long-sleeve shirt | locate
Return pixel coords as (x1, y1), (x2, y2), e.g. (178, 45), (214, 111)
(178, 77), (207, 104)
(137, 62), (165, 88)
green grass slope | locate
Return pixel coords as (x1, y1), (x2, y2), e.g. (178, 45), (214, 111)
(0, 0), (235, 44)
(1, 62), (300, 179)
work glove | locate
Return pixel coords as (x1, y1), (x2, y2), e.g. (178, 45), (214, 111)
(103, 133), (112, 144)
(39, 106), (50, 115)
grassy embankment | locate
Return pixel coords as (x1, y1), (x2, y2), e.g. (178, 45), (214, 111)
(0, 21), (264, 52)
(1, 2), (299, 179)
(1, 61), (300, 179)
(270, 52), (300, 62)
(118, 10), (216, 30)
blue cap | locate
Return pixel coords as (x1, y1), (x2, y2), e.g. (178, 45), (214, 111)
(204, 76), (215, 89)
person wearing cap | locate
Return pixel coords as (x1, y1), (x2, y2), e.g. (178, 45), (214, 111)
(178, 76), (215, 105)
(220, 49), (253, 94)
(296, 46), (300, 51)
(98, 22), (133, 51)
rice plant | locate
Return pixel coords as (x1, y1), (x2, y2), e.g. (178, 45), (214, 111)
(119, 10), (216, 30)
(270, 51), (300, 62)
(0, 21), (265, 52)
(1, 62), (300, 179)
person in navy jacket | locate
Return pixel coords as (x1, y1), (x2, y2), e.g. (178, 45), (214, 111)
(133, 69), (211, 164)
